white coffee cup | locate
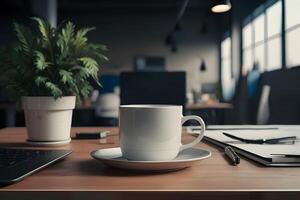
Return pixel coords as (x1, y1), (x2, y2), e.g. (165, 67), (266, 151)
(119, 105), (205, 161)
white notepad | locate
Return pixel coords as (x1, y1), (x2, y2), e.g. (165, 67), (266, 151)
(189, 125), (300, 166)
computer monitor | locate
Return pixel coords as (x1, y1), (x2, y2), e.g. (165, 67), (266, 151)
(120, 72), (186, 106)
(134, 56), (166, 72)
(201, 83), (216, 94)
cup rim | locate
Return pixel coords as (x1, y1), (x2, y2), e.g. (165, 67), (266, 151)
(120, 104), (182, 109)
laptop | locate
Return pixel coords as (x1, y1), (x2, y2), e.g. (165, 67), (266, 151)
(0, 147), (72, 185)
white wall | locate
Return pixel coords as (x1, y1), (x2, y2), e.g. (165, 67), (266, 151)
(62, 11), (220, 92)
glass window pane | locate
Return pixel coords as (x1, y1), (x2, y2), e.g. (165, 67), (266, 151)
(221, 36), (234, 101)
(286, 27), (300, 67)
(285, 0), (300, 30)
(266, 1), (282, 37)
(266, 37), (281, 71)
(221, 59), (231, 86)
(243, 49), (253, 72)
(221, 37), (231, 59)
(243, 23), (252, 48)
(253, 14), (265, 43)
(221, 59), (234, 101)
(254, 44), (265, 72)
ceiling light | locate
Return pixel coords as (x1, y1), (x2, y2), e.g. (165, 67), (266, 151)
(199, 59), (206, 71)
(211, 0), (231, 13)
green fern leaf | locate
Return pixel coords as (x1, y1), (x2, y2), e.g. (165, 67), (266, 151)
(57, 21), (75, 55)
(31, 17), (52, 42)
(79, 67), (91, 78)
(88, 43), (108, 51)
(70, 66), (90, 78)
(13, 22), (33, 55)
(80, 85), (93, 98)
(59, 69), (73, 84)
(95, 53), (109, 61)
(31, 17), (55, 61)
(35, 76), (48, 86)
(78, 57), (99, 78)
(82, 44), (108, 61)
(35, 51), (50, 70)
(62, 22), (75, 43)
(45, 82), (63, 98)
(74, 27), (95, 53)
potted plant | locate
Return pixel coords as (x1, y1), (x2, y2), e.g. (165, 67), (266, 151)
(0, 17), (107, 145)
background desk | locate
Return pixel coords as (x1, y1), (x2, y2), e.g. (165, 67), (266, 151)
(186, 103), (233, 125)
(0, 127), (300, 200)
(185, 102), (233, 110)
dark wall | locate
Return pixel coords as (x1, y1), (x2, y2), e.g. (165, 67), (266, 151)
(57, 2), (223, 92)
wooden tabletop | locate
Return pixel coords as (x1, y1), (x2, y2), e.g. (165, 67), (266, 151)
(185, 102), (233, 110)
(1, 127), (300, 199)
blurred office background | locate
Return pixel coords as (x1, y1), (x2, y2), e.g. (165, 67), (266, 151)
(0, 0), (300, 127)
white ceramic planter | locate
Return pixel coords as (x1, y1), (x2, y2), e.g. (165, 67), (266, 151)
(22, 96), (76, 143)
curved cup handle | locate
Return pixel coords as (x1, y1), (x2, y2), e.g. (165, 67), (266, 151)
(179, 115), (205, 152)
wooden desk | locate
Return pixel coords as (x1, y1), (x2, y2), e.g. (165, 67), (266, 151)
(1, 127), (300, 200)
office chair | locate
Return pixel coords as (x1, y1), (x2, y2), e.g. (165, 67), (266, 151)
(120, 72), (186, 107)
(95, 75), (120, 126)
(256, 85), (271, 125)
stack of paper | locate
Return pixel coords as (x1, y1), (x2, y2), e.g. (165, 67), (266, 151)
(188, 125), (300, 166)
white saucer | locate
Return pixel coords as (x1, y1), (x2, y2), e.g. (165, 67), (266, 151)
(91, 147), (211, 171)
(26, 138), (71, 146)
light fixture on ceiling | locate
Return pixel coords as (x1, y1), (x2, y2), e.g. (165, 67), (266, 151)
(199, 59), (206, 72)
(211, 0), (231, 13)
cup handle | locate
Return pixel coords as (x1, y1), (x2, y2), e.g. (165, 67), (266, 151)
(179, 115), (206, 152)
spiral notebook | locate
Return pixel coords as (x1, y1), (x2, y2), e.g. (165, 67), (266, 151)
(189, 125), (300, 166)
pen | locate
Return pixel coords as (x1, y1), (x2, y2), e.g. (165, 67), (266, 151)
(224, 146), (240, 165)
(75, 131), (110, 139)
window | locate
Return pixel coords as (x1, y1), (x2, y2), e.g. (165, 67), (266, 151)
(242, 1), (282, 72)
(253, 13), (265, 72)
(242, 12), (267, 73)
(221, 37), (235, 101)
(253, 14), (265, 44)
(242, 23), (253, 72)
(285, 0), (300, 29)
(285, 0), (300, 67)
(266, 0), (282, 70)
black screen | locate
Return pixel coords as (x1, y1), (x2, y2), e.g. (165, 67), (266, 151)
(120, 72), (186, 106)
